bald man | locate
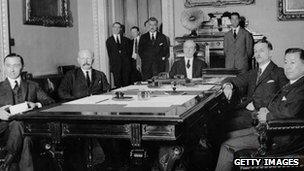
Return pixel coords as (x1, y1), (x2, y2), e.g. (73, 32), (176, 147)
(58, 50), (110, 100)
(169, 40), (207, 79)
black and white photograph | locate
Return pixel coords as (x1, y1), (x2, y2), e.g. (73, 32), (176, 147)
(0, 0), (304, 170)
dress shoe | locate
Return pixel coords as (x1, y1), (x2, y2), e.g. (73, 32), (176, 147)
(1, 153), (14, 169)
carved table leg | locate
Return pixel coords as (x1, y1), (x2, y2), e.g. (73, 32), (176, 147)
(129, 124), (147, 166)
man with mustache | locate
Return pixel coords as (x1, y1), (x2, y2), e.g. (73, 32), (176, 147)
(58, 49), (110, 100)
(58, 49), (110, 170)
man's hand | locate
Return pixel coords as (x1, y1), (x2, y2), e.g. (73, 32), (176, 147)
(0, 105), (11, 121)
(257, 107), (269, 123)
(223, 83), (233, 100)
(132, 53), (137, 60)
(246, 102), (255, 111)
(26, 102), (39, 110)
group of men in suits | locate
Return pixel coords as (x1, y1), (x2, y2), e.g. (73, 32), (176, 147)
(106, 17), (169, 87)
(215, 38), (304, 170)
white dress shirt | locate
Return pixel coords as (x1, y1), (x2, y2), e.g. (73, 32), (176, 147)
(150, 32), (156, 40)
(232, 26), (240, 35)
(113, 34), (121, 44)
(184, 58), (193, 79)
(7, 76), (21, 89)
(258, 61), (271, 75)
(132, 36), (140, 58)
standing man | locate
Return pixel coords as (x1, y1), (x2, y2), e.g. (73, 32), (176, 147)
(58, 50), (110, 100)
(224, 12), (253, 73)
(138, 17), (169, 80)
(221, 38), (288, 132)
(169, 40), (207, 79)
(130, 26), (142, 83)
(215, 48), (304, 171)
(106, 22), (132, 87)
(0, 53), (54, 170)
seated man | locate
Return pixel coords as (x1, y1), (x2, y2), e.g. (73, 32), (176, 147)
(0, 53), (54, 170)
(58, 50), (110, 170)
(58, 49), (110, 100)
(215, 48), (304, 171)
(222, 38), (288, 131)
(169, 40), (207, 79)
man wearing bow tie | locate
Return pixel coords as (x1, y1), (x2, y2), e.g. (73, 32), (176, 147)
(106, 22), (132, 87)
(0, 53), (54, 170)
(138, 17), (169, 80)
(221, 38), (288, 132)
(215, 48), (304, 171)
(169, 40), (207, 79)
(224, 12), (253, 73)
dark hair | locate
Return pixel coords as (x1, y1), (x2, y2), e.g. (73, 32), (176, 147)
(229, 12), (240, 19)
(147, 17), (158, 24)
(112, 22), (122, 27)
(4, 53), (24, 66)
(285, 48), (304, 61)
(256, 37), (273, 50)
(130, 26), (139, 31)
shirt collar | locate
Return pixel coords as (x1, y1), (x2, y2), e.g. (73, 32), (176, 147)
(259, 61), (271, 73)
(290, 75), (304, 85)
(7, 76), (21, 89)
(232, 26), (240, 34)
(81, 68), (92, 77)
(184, 57), (193, 63)
(150, 31), (156, 36)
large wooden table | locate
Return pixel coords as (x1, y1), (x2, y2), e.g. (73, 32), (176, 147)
(12, 77), (228, 171)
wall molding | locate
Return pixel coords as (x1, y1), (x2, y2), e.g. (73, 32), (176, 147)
(0, 0), (10, 81)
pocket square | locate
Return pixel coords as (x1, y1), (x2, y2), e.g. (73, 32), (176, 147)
(159, 43), (164, 46)
(281, 96), (287, 101)
(267, 80), (275, 83)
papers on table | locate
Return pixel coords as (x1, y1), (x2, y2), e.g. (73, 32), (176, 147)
(114, 84), (214, 92)
(64, 95), (113, 104)
(125, 95), (196, 107)
(63, 94), (196, 108)
(9, 102), (30, 115)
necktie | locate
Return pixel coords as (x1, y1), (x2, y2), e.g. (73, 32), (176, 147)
(151, 34), (155, 41)
(134, 39), (138, 54)
(233, 29), (237, 39)
(13, 80), (19, 92)
(186, 60), (191, 69)
(256, 68), (262, 82)
(86, 71), (91, 87)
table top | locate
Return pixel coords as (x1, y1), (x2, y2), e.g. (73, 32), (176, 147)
(11, 77), (227, 123)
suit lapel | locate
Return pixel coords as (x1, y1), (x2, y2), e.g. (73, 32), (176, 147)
(235, 28), (244, 41)
(180, 59), (187, 77)
(192, 58), (198, 78)
(3, 79), (14, 105)
(20, 80), (28, 102)
(77, 68), (88, 88)
(256, 62), (275, 86)
(90, 69), (97, 88)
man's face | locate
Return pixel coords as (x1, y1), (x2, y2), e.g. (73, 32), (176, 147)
(4, 57), (23, 79)
(230, 15), (240, 28)
(112, 23), (121, 35)
(183, 41), (196, 58)
(254, 43), (271, 65)
(148, 20), (158, 33)
(77, 52), (94, 70)
(284, 52), (304, 81)
(131, 28), (139, 39)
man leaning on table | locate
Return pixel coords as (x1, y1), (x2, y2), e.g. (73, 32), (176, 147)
(0, 53), (54, 170)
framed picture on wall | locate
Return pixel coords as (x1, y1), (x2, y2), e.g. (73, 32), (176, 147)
(278, 0), (304, 21)
(184, 0), (255, 7)
(23, 0), (72, 27)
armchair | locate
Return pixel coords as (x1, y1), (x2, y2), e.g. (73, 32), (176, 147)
(234, 119), (304, 170)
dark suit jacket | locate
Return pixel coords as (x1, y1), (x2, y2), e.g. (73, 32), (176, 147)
(0, 78), (54, 132)
(138, 31), (169, 62)
(224, 27), (253, 72)
(169, 58), (207, 78)
(225, 61), (288, 110)
(106, 35), (132, 72)
(266, 76), (304, 149)
(58, 68), (110, 100)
